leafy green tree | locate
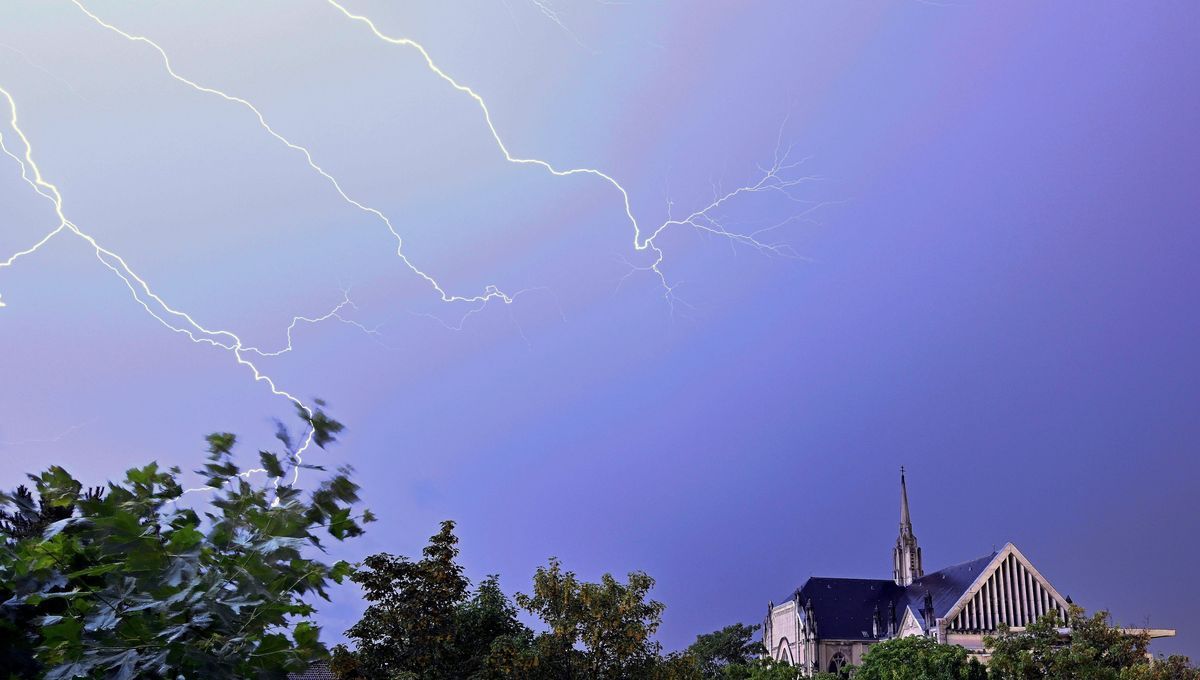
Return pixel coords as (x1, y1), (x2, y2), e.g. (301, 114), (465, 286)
(0, 483), (102, 542)
(0, 482), (97, 677)
(1120, 655), (1200, 680)
(742, 658), (803, 679)
(986, 605), (1197, 680)
(455, 575), (535, 677)
(853, 635), (984, 680)
(515, 557), (668, 680)
(337, 521), (469, 679)
(653, 653), (707, 680)
(0, 405), (367, 679)
(686, 623), (765, 679)
(334, 522), (532, 680)
(336, 526), (689, 680)
(679, 622), (808, 680)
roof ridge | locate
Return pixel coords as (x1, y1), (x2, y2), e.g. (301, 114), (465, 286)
(919, 551), (996, 575)
(807, 576), (896, 582)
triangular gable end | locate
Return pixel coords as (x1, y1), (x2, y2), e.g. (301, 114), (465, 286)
(941, 543), (1071, 633)
(898, 606), (925, 638)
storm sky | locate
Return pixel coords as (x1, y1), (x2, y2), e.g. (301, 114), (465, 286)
(2, 1), (1197, 658)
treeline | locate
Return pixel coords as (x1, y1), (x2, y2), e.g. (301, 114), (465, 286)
(326, 520), (789, 680)
(0, 412), (1195, 679)
(326, 522), (1200, 680)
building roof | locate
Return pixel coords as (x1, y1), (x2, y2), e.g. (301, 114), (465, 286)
(793, 577), (904, 640)
(289, 662), (336, 680)
(906, 552), (996, 619)
(783, 552), (996, 641)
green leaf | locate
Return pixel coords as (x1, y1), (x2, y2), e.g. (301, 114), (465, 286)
(294, 621), (320, 650)
(330, 560), (354, 584)
(205, 432), (237, 457)
(42, 617), (82, 645)
(259, 450), (285, 479)
(166, 523), (203, 552)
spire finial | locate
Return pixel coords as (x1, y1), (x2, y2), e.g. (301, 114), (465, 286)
(893, 467), (923, 585)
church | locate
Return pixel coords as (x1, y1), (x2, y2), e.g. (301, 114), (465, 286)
(764, 470), (1175, 675)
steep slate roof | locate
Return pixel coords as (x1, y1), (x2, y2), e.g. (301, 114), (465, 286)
(289, 662), (335, 680)
(904, 552), (995, 620)
(783, 552), (995, 641)
(793, 577), (903, 640)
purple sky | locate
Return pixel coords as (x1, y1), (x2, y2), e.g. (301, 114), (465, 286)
(1, 0), (1198, 659)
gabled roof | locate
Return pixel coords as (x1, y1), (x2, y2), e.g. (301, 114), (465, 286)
(793, 577), (904, 640)
(939, 543), (1071, 628)
(782, 551), (996, 641)
(904, 552), (996, 620)
(289, 662), (335, 680)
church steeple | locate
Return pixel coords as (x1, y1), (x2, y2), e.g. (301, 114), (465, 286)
(893, 467), (924, 586)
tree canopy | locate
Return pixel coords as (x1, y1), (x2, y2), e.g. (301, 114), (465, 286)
(333, 523), (689, 680)
(331, 521), (530, 680)
(853, 635), (985, 680)
(0, 405), (368, 679)
(3, 411), (1196, 680)
(985, 606), (1199, 680)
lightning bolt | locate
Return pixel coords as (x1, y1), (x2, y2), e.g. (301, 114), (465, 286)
(0, 40), (85, 103)
(3, 1), (823, 494)
(68, 0), (819, 310)
(526, 0), (597, 53)
(68, 0), (511, 312)
(0, 84), (317, 493)
(0, 419), (94, 448)
(241, 288), (385, 358)
(323, 0), (821, 308)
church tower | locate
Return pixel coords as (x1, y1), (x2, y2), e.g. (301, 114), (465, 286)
(893, 467), (924, 586)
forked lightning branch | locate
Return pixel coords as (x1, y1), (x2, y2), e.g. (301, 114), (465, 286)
(0, 1), (820, 490)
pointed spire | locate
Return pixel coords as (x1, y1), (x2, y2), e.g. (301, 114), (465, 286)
(893, 467), (924, 586)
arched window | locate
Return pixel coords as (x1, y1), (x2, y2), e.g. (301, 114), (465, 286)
(828, 652), (848, 673)
(776, 638), (793, 664)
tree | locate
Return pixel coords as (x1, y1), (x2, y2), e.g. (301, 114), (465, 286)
(853, 635), (984, 680)
(0, 404), (368, 679)
(515, 558), (668, 679)
(336, 526), (698, 680)
(677, 622), (811, 680)
(1121, 655), (1200, 680)
(342, 521), (469, 678)
(334, 522), (533, 680)
(742, 658), (803, 680)
(0, 483), (101, 542)
(0, 480), (101, 676)
(986, 605), (1198, 680)
(686, 623), (765, 679)
(455, 575), (534, 677)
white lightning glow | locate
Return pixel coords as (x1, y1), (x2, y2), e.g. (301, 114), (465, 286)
(241, 288), (384, 358)
(526, 0), (595, 53)
(0, 419), (94, 448)
(0, 84), (316, 492)
(2, 1), (824, 495)
(69, 0), (511, 310)
(323, 0), (820, 307)
(66, 0), (820, 313)
(0, 41), (85, 102)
